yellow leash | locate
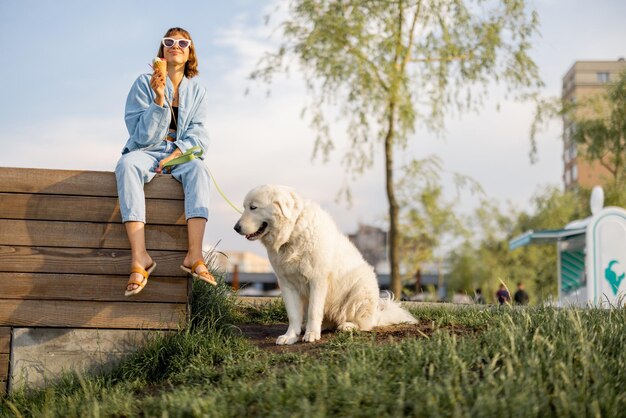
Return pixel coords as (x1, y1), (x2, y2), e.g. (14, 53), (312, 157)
(163, 147), (243, 215)
(207, 165), (243, 215)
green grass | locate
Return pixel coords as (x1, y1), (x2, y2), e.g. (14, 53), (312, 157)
(234, 297), (288, 324)
(2, 282), (626, 417)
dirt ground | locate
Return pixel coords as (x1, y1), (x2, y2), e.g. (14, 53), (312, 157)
(236, 322), (477, 355)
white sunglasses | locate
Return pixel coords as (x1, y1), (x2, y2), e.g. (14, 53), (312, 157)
(162, 37), (191, 49)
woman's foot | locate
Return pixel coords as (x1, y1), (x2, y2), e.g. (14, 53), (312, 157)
(181, 257), (217, 286)
(126, 255), (155, 295)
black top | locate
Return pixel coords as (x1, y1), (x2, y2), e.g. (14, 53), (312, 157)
(169, 106), (178, 131)
(514, 289), (529, 305)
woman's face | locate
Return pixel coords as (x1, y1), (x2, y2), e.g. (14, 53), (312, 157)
(163, 32), (190, 65)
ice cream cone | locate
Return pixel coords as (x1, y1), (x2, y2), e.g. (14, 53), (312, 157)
(153, 57), (167, 79)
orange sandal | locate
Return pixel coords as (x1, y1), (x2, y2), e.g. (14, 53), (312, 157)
(181, 260), (217, 286)
(125, 262), (157, 297)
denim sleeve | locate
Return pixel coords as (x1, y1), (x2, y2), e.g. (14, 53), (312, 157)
(123, 75), (169, 152)
(174, 88), (210, 155)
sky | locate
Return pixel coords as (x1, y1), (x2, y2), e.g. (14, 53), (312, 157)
(1, 0), (625, 258)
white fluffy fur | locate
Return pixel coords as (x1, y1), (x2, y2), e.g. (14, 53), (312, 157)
(234, 185), (417, 345)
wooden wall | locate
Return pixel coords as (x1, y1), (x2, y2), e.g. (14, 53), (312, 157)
(0, 167), (191, 393)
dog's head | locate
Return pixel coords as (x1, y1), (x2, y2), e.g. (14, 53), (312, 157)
(234, 185), (303, 252)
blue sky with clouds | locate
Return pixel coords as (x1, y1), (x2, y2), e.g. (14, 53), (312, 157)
(1, 0), (625, 256)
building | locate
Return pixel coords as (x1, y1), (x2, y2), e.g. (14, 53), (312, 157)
(348, 224), (448, 298)
(348, 223), (389, 273)
(561, 59), (626, 190)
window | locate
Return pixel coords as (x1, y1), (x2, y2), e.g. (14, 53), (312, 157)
(597, 72), (610, 83)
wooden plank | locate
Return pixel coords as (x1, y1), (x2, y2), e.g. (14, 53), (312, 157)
(0, 300), (186, 329)
(0, 193), (185, 225)
(0, 220), (188, 251)
(0, 328), (9, 353)
(0, 354), (8, 376)
(0, 167), (184, 199)
(0, 273), (188, 303)
(0, 246), (188, 276)
(0, 381), (5, 396)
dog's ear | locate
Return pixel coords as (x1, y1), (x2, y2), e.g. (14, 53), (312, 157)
(271, 189), (302, 252)
(274, 189), (300, 220)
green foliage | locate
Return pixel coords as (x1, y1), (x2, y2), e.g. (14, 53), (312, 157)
(234, 298), (289, 324)
(447, 185), (586, 303)
(109, 281), (246, 385)
(601, 181), (626, 207)
(395, 155), (482, 278)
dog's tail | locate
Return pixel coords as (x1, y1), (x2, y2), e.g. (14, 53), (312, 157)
(375, 291), (418, 326)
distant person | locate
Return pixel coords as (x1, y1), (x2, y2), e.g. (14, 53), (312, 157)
(474, 288), (486, 304)
(496, 284), (511, 305)
(514, 282), (530, 305)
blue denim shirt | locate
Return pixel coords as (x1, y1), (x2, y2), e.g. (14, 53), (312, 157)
(122, 74), (210, 156)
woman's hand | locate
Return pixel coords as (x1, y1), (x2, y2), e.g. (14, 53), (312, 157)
(156, 148), (183, 174)
(150, 68), (166, 107)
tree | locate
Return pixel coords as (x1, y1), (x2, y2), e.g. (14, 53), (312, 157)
(252, 0), (542, 297)
(395, 155), (481, 294)
(447, 186), (586, 303)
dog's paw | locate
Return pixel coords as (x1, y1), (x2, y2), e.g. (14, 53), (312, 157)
(302, 330), (321, 343)
(337, 322), (359, 332)
(276, 334), (299, 345)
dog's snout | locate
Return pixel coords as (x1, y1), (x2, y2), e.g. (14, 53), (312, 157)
(234, 223), (242, 233)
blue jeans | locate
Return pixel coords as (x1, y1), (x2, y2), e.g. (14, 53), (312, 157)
(115, 141), (210, 223)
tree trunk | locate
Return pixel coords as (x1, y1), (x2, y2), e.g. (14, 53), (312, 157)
(384, 103), (401, 299)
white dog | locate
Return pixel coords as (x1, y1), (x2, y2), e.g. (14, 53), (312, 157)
(234, 185), (417, 345)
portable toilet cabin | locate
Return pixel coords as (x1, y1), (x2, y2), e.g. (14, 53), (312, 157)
(509, 187), (626, 307)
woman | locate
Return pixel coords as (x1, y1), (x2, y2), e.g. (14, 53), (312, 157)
(115, 27), (216, 296)
(495, 284), (511, 305)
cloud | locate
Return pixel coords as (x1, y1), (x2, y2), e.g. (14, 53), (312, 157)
(4, 117), (124, 171)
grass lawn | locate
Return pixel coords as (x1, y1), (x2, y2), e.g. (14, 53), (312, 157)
(2, 280), (625, 417)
